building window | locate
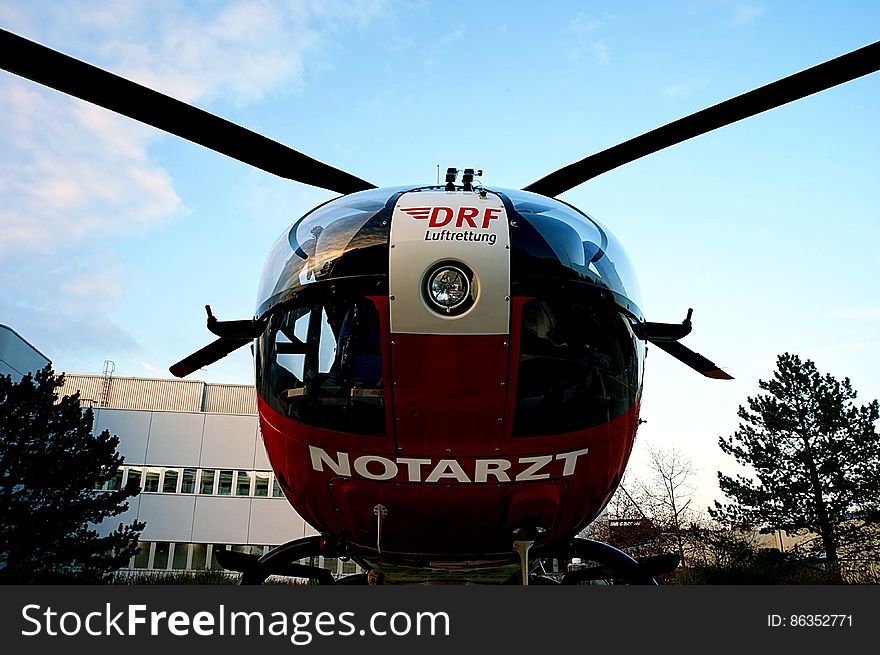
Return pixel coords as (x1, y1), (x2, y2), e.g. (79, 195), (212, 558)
(144, 467), (161, 493)
(199, 469), (216, 495)
(162, 469), (179, 493)
(181, 468), (196, 494)
(232, 544), (264, 557)
(172, 543), (189, 570)
(107, 467), (123, 491)
(153, 542), (171, 570)
(235, 471), (252, 496)
(126, 466), (143, 491)
(133, 541), (151, 569)
(271, 478), (284, 497)
(110, 467), (286, 498)
(191, 543), (207, 571)
(217, 470), (233, 496)
(254, 472), (269, 497)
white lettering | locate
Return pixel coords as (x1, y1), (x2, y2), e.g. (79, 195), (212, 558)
(21, 604), (41, 637)
(425, 459), (471, 483)
(390, 612), (412, 636)
(59, 612), (81, 636)
(106, 603), (125, 635)
(397, 458), (432, 482)
(43, 607), (57, 636)
(291, 611), (313, 646)
(353, 455), (398, 481)
(150, 611), (167, 636)
(128, 605), (147, 635)
(192, 611), (215, 636)
(308, 448), (590, 483)
(371, 612), (388, 636)
(474, 459), (512, 483)
(337, 612), (356, 636)
(314, 612), (336, 636)
(309, 446), (351, 476)
(515, 455), (553, 481)
(268, 612), (288, 636)
(85, 611), (103, 636)
(167, 611), (190, 636)
(230, 611), (264, 636)
(555, 448), (590, 475)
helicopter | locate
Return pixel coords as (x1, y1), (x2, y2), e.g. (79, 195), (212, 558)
(2, 28), (878, 585)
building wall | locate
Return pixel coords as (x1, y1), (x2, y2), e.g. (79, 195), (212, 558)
(58, 374), (334, 574)
(90, 406), (316, 547)
(0, 324), (50, 381)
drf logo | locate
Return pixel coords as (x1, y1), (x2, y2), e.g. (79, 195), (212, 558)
(401, 206), (501, 229)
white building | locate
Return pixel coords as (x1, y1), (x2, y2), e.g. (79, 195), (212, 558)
(58, 372), (359, 577)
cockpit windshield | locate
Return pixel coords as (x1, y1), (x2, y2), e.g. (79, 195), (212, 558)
(256, 296), (386, 434)
(256, 187), (408, 317)
(499, 188), (642, 316)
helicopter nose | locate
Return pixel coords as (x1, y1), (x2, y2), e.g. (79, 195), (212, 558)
(387, 190), (512, 455)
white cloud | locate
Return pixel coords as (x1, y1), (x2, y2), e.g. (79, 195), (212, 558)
(59, 265), (124, 313)
(565, 13), (611, 66)
(592, 38), (611, 66)
(1, 0), (390, 255)
(99, 0), (319, 104)
(830, 307), (880, 321)
(0, 250), (140, 362)
(0, 0), (390, 363)
(729, 4), (764, 27)
(663, 77), (711, 100)
(312, 0), (390, 31)
(438, 25), (467, 46)
(569, 13), (604, 34)
(566, 39), (612, 66)
(0, 81), (181, 257)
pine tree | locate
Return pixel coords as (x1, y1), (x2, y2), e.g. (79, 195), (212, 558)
(0, 367), (144, 583)
(710, 353), (880, 579)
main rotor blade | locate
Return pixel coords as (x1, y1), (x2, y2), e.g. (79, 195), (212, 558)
(0, 29), (375, 195)
(524, 40), (880, 197)
(650, 340), (733, 380)
(169, 336), (251, 378)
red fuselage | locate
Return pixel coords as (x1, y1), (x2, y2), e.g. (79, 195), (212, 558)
(253, 186), (645, 571)
(258, 297), (642, 559)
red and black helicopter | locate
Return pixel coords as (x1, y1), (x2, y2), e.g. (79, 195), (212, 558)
(2, 29), (878, 584)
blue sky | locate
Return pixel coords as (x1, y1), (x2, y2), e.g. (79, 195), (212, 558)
(1, 1), (878, 512)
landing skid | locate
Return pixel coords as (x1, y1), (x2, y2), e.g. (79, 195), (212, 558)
(214, 536), (368, 585)
(546, 538), (680, 585)
(214, 535), (679, 585)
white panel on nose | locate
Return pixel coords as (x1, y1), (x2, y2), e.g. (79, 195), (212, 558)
(388, 190), (511, 335)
